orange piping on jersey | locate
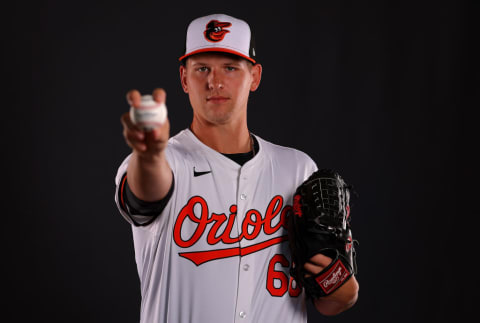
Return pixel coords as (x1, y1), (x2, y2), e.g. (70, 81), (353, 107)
(120, 174), (127, 210)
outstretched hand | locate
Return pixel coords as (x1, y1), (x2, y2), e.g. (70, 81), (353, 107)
(121, 88), (170, 158)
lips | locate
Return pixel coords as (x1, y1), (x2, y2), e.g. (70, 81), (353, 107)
(207, 95), (229, 103)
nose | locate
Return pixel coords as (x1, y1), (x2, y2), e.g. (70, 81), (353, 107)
(207, 70), (224, 90)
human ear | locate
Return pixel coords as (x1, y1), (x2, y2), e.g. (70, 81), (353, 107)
(250, 64), (262, 92)
(179, 65), (188, 93)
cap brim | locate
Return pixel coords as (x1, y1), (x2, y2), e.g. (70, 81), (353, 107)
(179, 48), (256, 64)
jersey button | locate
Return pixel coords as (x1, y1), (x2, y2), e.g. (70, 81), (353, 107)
(239, 311), (247, 318)
(240, 194), (247, 200)
(243, 264), (250, 271)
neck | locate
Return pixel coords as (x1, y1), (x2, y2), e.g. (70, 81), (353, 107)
(190, 120), (251, 154)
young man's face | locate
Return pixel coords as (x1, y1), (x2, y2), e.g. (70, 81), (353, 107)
(180, 52), (262, 126)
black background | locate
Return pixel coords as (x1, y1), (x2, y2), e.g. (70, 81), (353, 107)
(4, 0), (478, 322)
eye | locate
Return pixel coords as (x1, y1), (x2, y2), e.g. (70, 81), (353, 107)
(197, 66), (209, 72)
(225, 66), (237, 71)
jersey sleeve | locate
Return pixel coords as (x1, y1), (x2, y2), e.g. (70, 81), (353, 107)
(116, 173), (175, 226)
(114, 145), (179, 227)
(114, 154), (134, 225)
(300, 150), (318, 181)
(288, 148), (318, 184)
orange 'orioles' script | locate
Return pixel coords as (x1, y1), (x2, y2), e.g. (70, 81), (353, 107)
(174, 195), (291, 265)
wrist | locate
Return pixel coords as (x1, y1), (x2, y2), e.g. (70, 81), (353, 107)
(135, 149), (166, 164)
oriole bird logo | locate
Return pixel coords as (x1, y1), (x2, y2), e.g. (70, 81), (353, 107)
(204, 20), (232, 42)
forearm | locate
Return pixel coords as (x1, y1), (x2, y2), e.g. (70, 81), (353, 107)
(127, 150), (172, 202)
(313, 275), (359, 316)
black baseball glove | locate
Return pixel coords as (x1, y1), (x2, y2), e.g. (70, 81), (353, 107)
(288, 169), (357, 299)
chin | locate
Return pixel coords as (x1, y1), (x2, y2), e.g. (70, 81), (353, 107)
(206, 114), (235, 125)
(203, 107), (236, 124)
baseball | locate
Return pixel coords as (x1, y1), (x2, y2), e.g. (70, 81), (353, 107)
(129, 95), (168, 130)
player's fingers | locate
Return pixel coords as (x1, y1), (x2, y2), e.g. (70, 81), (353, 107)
(120, 111), (134, 128)
(152, 118), (170, 141)
(308, 253), (333, 267)
(123, 127), (147, 151)
(141, 120), (169, 155)
(120, 112), (145, 141)
(145, 119), (170, 146)
(152, 88), (167, 104)
(126, 89), (141, 107)
(303, 254), (333, 277)
(123, 126), (147, 152)
(126, 137), (148, 152)
(303, 262), (325, 277)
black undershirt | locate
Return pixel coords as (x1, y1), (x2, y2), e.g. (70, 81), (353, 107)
(123, 136), (259, 219)
(220, 136), (258, 166)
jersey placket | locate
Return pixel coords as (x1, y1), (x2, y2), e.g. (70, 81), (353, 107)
(233, 166), (255, 323)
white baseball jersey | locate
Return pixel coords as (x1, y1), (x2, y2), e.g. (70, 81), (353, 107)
(115, 129), (317, 323)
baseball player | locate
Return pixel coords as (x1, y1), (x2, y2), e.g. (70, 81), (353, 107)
(115, 13), (358, 323)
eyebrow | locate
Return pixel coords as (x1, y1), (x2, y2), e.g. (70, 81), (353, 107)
(190, 60), (242, 67)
